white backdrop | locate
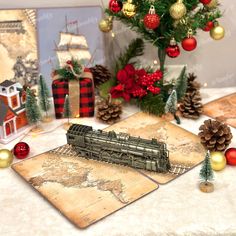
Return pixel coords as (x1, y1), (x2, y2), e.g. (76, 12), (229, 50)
(0, 0), (235, 88)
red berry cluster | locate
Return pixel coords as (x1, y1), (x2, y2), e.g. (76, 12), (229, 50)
(132, 87), (147, 98)
(147, 85), (161, 94)
(140, 71), (163, 86)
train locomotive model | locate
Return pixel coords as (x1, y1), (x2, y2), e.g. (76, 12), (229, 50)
(67, 124), (170, 173)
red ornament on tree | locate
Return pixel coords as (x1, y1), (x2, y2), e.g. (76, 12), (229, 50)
(143, 5), (160, 30)
(109, 0), (123, 13)
(225, 148), (236, 166)
(182, 29), (197, 51)
(203, 21), (214, 31)
(13, 142), (30, 159)
(166, 38), (181, 58)
(200, 0), (212, 5)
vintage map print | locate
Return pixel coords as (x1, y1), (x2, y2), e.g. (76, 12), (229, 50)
(12, 145), (158, 228)
(105, 112), (206, 184)
(0, 9), (38, 85)
(203, 93), (236, 128)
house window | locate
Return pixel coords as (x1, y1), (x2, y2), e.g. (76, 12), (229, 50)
(1, 88), (6, 93)
(9, 86), (15, 93)
(22, 93), (26, 103)
(11, 96), (18, 108)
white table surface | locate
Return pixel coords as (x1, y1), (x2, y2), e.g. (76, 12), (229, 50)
(1, 87), (236, 236)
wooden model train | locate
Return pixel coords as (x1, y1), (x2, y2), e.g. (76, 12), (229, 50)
(67, 124), (170, 173)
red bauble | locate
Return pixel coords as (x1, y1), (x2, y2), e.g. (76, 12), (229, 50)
(144, 6), (160, 30)
(200, 0), (212, 4)
(181, 36), (197, 51)
(166, 44), (180, 58)
(225, 148), (236, 166)
(13, 142), (30, 159)
(109, 0), (123, 13)
(203, 21), (214, 31)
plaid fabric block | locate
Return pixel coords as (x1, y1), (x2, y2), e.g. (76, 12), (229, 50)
(52, 68), (94, 119)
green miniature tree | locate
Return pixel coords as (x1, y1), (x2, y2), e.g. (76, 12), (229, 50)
(38, 75), (51, 119)
(63, 95), (72, 125)
(175, 66), (187, 101)
(199, 150), (214, 192)
(200, 150), (214, 183)
(25, 88), (41, 127)
(165, 89), (180, 124)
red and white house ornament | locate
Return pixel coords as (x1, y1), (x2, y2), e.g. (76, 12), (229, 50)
(0, 80), (29, 144)
(181, 29), (197, 51)
(166, 38), (181, 58)
(143, 5), (160, 30)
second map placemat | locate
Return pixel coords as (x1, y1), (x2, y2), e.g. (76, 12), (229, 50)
(105, 112), (206, 184)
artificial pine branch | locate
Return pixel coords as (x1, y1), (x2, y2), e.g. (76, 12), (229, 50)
(138, 93), (166, 116)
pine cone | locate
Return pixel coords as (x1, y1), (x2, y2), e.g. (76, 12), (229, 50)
(179, 90), (203, 119)
(90, 65), (112, 88)
(186, 73), (201, 92)
(198, 119), (233, 151)
(96, 95), (122, 125)
(179, 73), (203, 119)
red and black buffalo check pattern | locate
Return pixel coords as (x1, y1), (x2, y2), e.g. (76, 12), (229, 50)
(52, 69), (94, 119)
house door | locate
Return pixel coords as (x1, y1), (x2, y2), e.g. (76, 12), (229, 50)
(5, 121), (15, 136)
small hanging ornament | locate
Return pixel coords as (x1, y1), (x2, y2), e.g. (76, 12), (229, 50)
(169, 0), (187, 20)
(206, 0), (218, 9)
(109, 0), (123, 13)
(122, 0), (136, 18)
(181, 29), (197, 51)
(143, 5), (160, 30)
(210, 22), (225, 40)
(0, 149), (14, 168)
(202, 21), (214, 31)
(99, 16), (113, 33)
(166, 38), (181, 58)
(13, 142), (30, 159)
(200, 0), (212, 4)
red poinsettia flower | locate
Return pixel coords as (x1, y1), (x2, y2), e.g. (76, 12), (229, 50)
(124, 64), (136, 77)
(110, 84), (131, 102)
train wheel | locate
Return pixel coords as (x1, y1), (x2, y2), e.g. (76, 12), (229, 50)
(100, 151), (111, 163)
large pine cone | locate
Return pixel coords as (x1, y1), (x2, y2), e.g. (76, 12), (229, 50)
(179, 90), (203, 119)
(198, 119), (233, 151)
(96, 96), (122, 125)
(90, 65), (112, 88)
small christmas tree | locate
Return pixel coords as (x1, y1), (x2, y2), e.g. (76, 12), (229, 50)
(38, 75), (51, 121)
(175, 66), (187, 101)
(25, 88), (41, 128)
(165, 90), (180, 124)
(63, 95), (72, 125)
(199, 150), (214, 193)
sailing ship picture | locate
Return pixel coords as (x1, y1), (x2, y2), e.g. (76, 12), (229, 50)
(55, 17), (92, 67)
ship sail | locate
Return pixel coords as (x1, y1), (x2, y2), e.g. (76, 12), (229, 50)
(56, 31), (91, 67)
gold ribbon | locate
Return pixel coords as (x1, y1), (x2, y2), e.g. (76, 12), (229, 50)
(52, 65), (93, 118)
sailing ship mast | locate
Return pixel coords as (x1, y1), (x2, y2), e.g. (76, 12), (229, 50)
(55, 16), (91, 67)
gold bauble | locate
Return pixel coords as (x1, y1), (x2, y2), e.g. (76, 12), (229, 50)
(122, 0), (136, 18)
(210, 151), (226, 171)
(0, 149), (14, 168)
(169, 0), (187, 20)
(99, 18), (113, 33)
(210, 24), (225, 40)
(206, 0), (218, 9)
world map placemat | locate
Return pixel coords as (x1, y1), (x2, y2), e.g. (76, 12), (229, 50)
(105, 112), (206, 184)
(12, 146), (158, 229)
(203, 93), (236, 128)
